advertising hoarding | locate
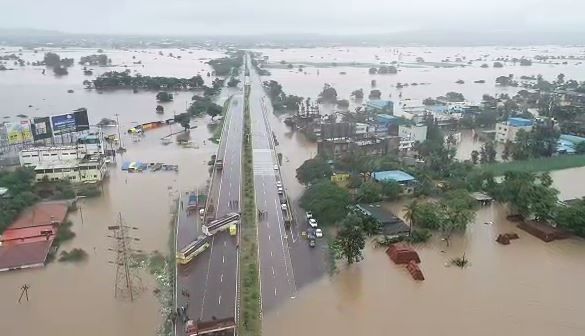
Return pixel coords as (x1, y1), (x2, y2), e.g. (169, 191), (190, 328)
(6, 120), (33, 144)
(31, 116), (53, 141)
(51, 113), (76, 135)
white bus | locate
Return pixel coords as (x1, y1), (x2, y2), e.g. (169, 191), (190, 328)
(203, 213), (240, 236)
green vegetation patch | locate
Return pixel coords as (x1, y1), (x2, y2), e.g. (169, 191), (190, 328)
(479, 154), (585, 176)
(239, 81), (262, 336)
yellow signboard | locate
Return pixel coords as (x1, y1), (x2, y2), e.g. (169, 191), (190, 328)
(6, 121), (33, 144)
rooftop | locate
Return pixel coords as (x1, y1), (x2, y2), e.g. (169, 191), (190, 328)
(355, 203), (410, 236)
(367, 100), (393, 109)
(560, 134), (585, 144)
(372, 170), (416, 183)
(0, 240), (53, 272)
(470, 192), (493, 202)
(8, 202), (68, 230)
(507, 117), (533, 127)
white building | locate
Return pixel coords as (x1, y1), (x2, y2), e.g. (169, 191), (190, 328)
(495, 117), (534, 143)
(33, 157), (107, 184)
(398, 124), (427, 151)
(19, 134), (105, 168)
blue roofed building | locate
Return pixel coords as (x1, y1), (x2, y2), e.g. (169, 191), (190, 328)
(367, 100), (394, 114)
(495, 117), (534, 143)
(556, 139), (576, 154)
(372, 170), (417, 194)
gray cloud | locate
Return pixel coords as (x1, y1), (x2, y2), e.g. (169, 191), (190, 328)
(0, 0), (583, 35)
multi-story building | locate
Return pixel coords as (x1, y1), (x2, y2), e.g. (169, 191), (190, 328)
(33, 156), (107, 183)
(495, 117), (534, 143)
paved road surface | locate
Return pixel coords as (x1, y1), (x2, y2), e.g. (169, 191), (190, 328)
(176, 93), (243, 335)
(247, 56), (297, 313)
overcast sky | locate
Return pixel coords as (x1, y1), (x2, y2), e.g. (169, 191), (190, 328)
(0, 0), (583, 35)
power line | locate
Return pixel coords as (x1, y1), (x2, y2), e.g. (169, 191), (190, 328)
(107, 212), (143, 301)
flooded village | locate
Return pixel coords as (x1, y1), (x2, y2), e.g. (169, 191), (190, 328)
(1, 41), (585, 336)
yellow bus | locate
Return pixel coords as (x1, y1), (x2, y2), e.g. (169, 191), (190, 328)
(176, 237), (210, 265)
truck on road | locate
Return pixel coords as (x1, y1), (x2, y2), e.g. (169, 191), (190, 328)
(185, 317), (236, 335)
(214, 158), (223, 170)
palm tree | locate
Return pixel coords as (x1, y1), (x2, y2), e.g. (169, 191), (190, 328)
(403, 199), (418, 235)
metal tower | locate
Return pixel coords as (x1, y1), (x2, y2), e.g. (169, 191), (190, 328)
(107, 212), (143, 301)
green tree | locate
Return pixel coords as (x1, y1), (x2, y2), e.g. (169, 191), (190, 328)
(174, 113), (191, 131)
(156, 105), (164, 113)
(556, 200), (585, 237)
(332, 213), (366, 264)
(502, 140), (512, 160)
(479, 141), (497, 163)
(296, 157), (332, 185)
(156, 91), (173, 102)
(318, 83), (338, 103)
(381, 181), (402, 200)
(356, 181), (382, 203)
(300, 180), (351, 225)
(368, 89), (381, 99)
(351, 89), (364, 99)
(493, 62), (504, 68)
(445, 92), (465, 102)
(207, 103), (223, 120)
(403, 199), (419, 233)
(470, 150), (479, 164)
(44, 52), (61, 67)
(575, 141), (585, 154)
(412, 202), (443, 230)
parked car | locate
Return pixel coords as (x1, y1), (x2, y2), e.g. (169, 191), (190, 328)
(306, 211), (313, 219)
(309, 239), (316, 247)
(273, 164), (279, 170)
(278, 187), (284, 194)
(281, 203), (288, 211)
(309, 218), (317, 228)
(276, 181), (282, 187)
(315, 228), (323, 238)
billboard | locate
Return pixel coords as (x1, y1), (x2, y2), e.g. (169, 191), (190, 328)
(51, 113), (77, 136)
(74, 108), (90, 131)
(31, 116), (53, 141)
(6, 120), (33, 144)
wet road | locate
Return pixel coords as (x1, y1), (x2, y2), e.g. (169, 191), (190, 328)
(247, 56), (297, 313)
(176, 94), (243, 334)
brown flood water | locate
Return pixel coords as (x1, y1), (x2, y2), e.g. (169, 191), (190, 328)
(0, 124), (217, 336)
(264, 198), (585, 336)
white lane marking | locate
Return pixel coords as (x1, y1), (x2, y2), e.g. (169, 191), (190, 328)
(272, 266), (275, 276)
(224, 240), (226, 246)
(219, 296), (222, 305)
(220, 274), (223, 283)
(199, 235), (215, 319)
(268, 235), (271, 241)
(222, 255), (225, 263)
(270, 251), (273, 257)
(274, 288), (277, 296)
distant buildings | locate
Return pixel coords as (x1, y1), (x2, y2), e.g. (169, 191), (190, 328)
(17, 131), (109, 184)
(366, 100), (394, 114)
(495, 117), (534, 143)
(398, 124), (428, 151)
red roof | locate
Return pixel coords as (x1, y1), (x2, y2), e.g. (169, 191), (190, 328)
(1, 225), (56, 245)
(9, 202), (68, 230)
(0, 240), (53, 271)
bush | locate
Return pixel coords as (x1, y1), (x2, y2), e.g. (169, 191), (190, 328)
(406, 228), (432, 243)
(59, 248), (88, 262)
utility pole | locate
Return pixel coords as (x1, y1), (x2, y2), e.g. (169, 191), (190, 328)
(107, 213), (143, 301)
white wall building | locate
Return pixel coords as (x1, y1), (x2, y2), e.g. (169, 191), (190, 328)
(495, 117), (534, 143)
(397, 124), (427, 151)
(33, 158), (107, 184)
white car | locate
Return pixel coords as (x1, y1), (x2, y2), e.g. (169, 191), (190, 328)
(276, 181), (282, 187)
(273, 164), (279, 170)
(281, 203), (288, 211)
(309, 218), (318, 228)
(315, 228), (323, 238)
(306, 211), (313, 219)
(277, 187), (284, 194)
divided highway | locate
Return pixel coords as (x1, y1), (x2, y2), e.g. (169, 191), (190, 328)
(246, 56), (297, 312)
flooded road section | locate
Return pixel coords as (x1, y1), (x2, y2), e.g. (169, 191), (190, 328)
(264, 202), (585, 336)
